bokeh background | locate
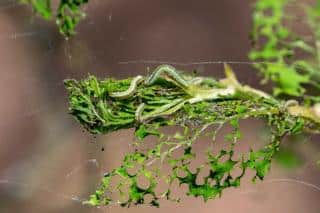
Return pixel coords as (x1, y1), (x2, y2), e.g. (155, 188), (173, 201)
(0, 0), (319, 212)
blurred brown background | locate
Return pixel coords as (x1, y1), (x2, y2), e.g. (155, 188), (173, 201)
(0, 0), (319, 212)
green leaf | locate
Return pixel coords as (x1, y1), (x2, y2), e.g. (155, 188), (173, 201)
(267, 64), (309, 96)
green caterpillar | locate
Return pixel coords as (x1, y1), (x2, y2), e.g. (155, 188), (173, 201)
(109, 75), (144, 99)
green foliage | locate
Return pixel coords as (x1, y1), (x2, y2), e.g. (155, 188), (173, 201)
(21, 0), (89, 38)
(20, 0), (319, 207)
(250, 0), (320, 101)
(14, 0), (320, 208)
(64, 68), (319, 207)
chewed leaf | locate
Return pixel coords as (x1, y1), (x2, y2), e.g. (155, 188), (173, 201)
(65, 67), (320, 207)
